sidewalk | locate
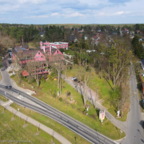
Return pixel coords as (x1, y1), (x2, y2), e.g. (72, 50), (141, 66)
(62, 75), (127, 133)
(141, 112), (144, 120)
(1, 68), (126, 138)
(0, 69), (36, 96)
(11, 79), (36, 96)
(0, 100), (71, 144)
(1, 99), (13, 107)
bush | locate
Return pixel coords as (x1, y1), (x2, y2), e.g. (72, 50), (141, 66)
(109, 87), (121, 110)
(59, 97), (63, 102)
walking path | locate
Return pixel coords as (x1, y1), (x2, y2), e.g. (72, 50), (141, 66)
(0, 100), (71, 144)
(0, 69), (35, 96)
(1, 68), (126, 132)
(62, 75), (127, 133)
(1, 99), (13, 106)
(120, 63), (144, 144)
(1, 68), (126, 142)
(141, 112), (144, 119)
(11, 79), (36, 96)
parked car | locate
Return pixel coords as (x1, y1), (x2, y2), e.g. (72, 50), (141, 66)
(72, 77), (78, 82)
(5, 85), (12, 89)
(140, 99), (144, 109)
(142, 121), (144, 129)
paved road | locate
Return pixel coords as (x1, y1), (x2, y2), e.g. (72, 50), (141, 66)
(0, 86), (117, 144)
(1, 60), (144, 143)
(0, 100), (71, 144)
(1, 68), (12, 86)
(62, 75), (126, 133)
(0, 69), (117, 144)
(121, 63), (144, 144)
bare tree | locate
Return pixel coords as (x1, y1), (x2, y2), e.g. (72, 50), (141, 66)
(49, 54), (66, 96)
(95, 37), (133, 87)
(26, 61), (47, 86)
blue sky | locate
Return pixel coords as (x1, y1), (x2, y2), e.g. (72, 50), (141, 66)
(0, 0), (143, 24)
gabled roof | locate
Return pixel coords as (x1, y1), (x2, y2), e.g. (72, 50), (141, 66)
(52, 47), (63, 55)
(14, 46), (28, 52)
(21, 70), (29, 76)
(17, 50), (43, 60)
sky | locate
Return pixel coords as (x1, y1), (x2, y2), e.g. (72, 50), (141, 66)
(0, 0), (144, 24)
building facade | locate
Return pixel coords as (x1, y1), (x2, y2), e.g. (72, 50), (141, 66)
(40, 41), (68, 53)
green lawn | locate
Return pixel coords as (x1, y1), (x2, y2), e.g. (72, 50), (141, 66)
(0, 106), (60, 144)
(11, 103), (91, 144)
(64, 65), (129, 120)
(65, 65), (113, 100)
(0, 95), (8, 102)
(12, 74), (125, 140)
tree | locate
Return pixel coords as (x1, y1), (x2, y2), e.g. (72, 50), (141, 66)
(0, 35), (15, 49)
(44, 26), (64, 41)
(96, 37), (133, 87)
(109, 87), (121, 110)
(132, 35), (144, 59)
(48, 54), (66, 95)
(26, 61), (42, 86)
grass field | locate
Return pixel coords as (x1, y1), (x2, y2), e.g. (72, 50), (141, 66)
(11, 74), (125, 140)
(0, 95), (8, 102)
(11, 103), (91, 144)
(0, 105), (60, 144)
(64, 65), (129, 121)
(64, 65), (114, 108)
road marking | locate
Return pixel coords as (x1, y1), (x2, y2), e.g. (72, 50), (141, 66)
(17, 95), (24, 100)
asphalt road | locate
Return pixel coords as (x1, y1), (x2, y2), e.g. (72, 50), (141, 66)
(0, 68), (119, 144)
(1, 68), (11, 86)
(121, 63), (144, 144)
(62, 75), (126, 132)
(1, 59), (144, 144)
(0, 85), (117, 144)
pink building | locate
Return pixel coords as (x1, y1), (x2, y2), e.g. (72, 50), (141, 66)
(18, 50), (46, 64)
(40, 41), (68, 53)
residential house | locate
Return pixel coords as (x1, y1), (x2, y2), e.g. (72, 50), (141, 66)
(47, 47), (64, 62)
(91, 34), (101, 46)
(86, 50), (96, 53)
(16, 50), (46, 65)
(12, 49), (48, 77)
(12, 41), (68, 77)
(40, 41), (68, 53)
(84, 36), (88, 40)
(69, 34), (78, 42)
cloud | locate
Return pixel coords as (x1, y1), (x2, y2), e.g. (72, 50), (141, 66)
(18, 0), (46, 4)
(91, 0), (144, 17)
(51, 13), (60, 16)
(114, 11), (125, 15)
(0, 0), (144, 24)
(79, 0), (109, 6)
(26, 11), (84, 19)
(27, 15), (49, 18)
(68, 12), (84, 17)
(98, 11), (130, 16)
(0, 4), (20, 14)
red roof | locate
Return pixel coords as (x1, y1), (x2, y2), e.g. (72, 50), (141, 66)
(21, 70), (29, 76)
